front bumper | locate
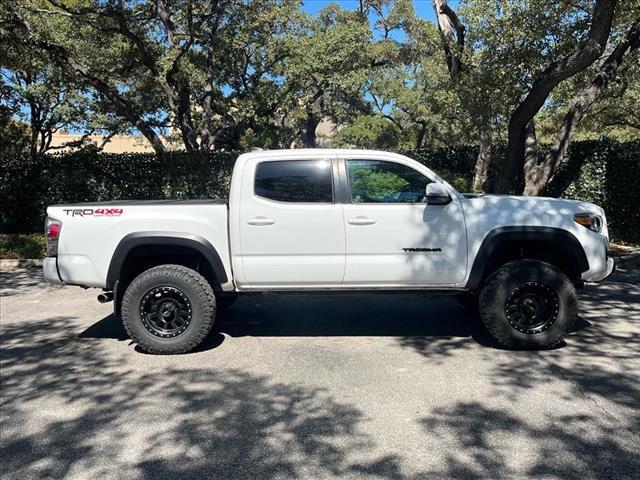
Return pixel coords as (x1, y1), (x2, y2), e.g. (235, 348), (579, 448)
(603, 257), (616, 280)
(43, 257), (65, 285)
(583, 257), (615, 283)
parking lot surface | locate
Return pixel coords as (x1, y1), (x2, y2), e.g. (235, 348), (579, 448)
(1, 266), (639, 480)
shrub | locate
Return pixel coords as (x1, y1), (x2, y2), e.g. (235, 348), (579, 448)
(1, 140), (638, 243)
(0, 233), (46, 259)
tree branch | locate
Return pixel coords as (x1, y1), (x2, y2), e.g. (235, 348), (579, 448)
(496, 0), (617, 193)
(522, 15), (640, 196)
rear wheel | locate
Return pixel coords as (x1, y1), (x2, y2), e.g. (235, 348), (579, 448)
(479, 260), (577, 350)
(121, 264), (216, 354)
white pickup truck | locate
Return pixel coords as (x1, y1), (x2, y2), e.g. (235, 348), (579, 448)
(43, 149), (614, 353)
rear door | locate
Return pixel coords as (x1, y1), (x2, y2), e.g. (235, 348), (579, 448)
(340, 157), (467, 286)
(237, 156), (345, 288)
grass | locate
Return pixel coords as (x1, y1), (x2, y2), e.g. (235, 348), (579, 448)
(0, 233), (46, 259)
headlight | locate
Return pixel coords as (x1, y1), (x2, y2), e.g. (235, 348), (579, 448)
(574, 213), (602, 233)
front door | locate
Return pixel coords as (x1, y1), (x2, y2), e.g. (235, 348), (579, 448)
(341, 158), (467, 287)
(238, 157), (345, 287)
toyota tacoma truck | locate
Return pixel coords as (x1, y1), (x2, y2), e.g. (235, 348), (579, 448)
(43, 149), (615, 354)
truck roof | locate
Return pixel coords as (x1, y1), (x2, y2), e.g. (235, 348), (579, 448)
(240, 148), (407, 160)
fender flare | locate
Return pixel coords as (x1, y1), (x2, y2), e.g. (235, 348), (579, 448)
(465, 226), (589, 290)
(106, 232), (228, 289)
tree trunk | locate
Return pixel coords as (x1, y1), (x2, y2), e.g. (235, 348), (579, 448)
(472, 127), (492, 192)
(521, 120), (540, 194)
(305, 111), (319, 148)
(416, 122), (428, 150)
(494, 0), (617, 193)
(432, 1), (465, 76)
(522, 17), (640, 196)
(200, 82), (215, 150)
(175, 81), (199, 152)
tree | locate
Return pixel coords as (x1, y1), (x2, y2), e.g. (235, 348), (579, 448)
(430, 0), (499, 191)
(523, 17), (640, 195)
(495, 0), (618, 193)
(1, 1), (167, 153)
(1, 43), (127, 157)
(332, 115), (401, 149)
(4, 0), (302, 153)
(278, 4), (373, 147)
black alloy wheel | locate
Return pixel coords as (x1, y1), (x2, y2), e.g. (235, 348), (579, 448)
(140, 286), (193, 338)
(478, 259), (578, 350)
(504, 281), (560, 335)
(121, 264), (216, 354)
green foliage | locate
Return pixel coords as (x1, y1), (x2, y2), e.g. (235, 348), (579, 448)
(4, 140), (635, 242)
(0, 233), (46, 259)
(0, 108), (30, 157)
(0, 151), (236, 233)
(546, 139), (640, 244)
(3, 0), (638, 156)
(349, 168), (408, 202)
(333, 116), (401, 149)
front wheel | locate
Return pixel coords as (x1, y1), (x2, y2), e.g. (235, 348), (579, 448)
(121, 264), (216, 354)
(479, 260), (578, 350)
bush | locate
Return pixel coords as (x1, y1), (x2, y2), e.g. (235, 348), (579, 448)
(0, 233), (46, 259)
(546, 139), (640, 244)
(0, 151), (236, 233)
(1, 140), (638, 243)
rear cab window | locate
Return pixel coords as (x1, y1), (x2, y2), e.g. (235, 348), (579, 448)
(254, 159), (334, 203)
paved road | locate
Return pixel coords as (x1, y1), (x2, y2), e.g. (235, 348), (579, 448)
(1, 266), (639, 480)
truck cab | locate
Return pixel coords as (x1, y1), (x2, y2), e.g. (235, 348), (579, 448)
(229, 149), (467, 289)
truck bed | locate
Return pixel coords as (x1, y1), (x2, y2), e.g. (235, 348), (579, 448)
(46, 200), (232, 289)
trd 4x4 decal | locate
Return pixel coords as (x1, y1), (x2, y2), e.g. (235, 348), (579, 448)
(63, 208), (123, 217)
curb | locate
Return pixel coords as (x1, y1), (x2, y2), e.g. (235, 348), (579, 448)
(0, 259), (43, 269)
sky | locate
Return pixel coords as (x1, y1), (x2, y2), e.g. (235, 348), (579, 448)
(300, 0), (442, 22)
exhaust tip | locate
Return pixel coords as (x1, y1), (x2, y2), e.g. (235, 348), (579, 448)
(97, 292), (114, 303)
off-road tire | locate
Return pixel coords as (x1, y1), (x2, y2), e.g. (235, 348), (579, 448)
(479, 260), (578, 350)
(121, 264), (216, 354)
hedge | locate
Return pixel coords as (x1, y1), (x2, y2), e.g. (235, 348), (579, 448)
(1, 140), (638, 243)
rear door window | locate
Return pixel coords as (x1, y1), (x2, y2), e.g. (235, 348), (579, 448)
(254, 160), (333, 203)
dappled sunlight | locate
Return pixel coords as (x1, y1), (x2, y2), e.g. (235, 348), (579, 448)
(1, 317), (375, 480)
(420, 402), (639, 479)
(0, 266), (60, 297)
(2, 268), (638, 479)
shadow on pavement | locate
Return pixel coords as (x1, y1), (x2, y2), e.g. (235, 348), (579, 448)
(1, 271), (638, 479)
(0, 266), (53, 297)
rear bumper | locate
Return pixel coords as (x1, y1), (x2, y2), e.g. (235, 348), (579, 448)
(43, 257), (65, 285)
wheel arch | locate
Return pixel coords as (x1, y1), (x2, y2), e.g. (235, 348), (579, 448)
(466, 226), (589, 290)
(106, 232), (228, 292)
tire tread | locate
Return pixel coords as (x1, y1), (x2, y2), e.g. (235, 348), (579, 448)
(479, 260), (578, 350)
(121, 264), (215, 354)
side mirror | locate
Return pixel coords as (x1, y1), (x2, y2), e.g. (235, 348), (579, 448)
(426, 182), (451, 205)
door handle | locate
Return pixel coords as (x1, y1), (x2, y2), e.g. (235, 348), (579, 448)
(247, 217), (275, 226)
(348, 216), (376, 226)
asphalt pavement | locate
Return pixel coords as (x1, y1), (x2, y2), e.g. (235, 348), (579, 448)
(1, 266), (639, 480)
